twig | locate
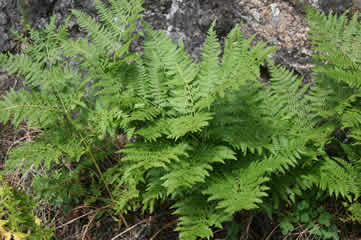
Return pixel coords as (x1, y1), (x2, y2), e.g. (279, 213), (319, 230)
(81, 213), (96, 240)
(111, 217), (153, 240)
(241, 215), (254, 240)
(55, 205), (111, 230)
(265, 224), (280, 240)
(150, 219), (178, 240)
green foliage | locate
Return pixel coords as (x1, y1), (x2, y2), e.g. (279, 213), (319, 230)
(0, 0), (144, 218)
(32, 170), (86, 211)
(279, 194), (339, 240)
(347, 202), (361, 222)
(304, 8), (361, 203)
(0, 177), (53, 240)
(0, 2), (360, 240)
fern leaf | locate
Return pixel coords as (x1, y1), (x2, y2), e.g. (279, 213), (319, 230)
(161, 145), (236, 194)
(6, 131), (85, 172)
(137, 112), (213, 141)
(143, 23), (199, 113)
(0, 89), (64, 128)
(165, 112), (214, 139)
(120, 142), (192, 176)
(173, 194), (230, 240)
(209, 85), (273, 155)
(196, 21), (221, 102)
(6, 141), (62, 171)
(266, 64), (312, 128)
(142, 168), (168, 213)
(308, 157), (360, 201)
(204, 165), (269, 214)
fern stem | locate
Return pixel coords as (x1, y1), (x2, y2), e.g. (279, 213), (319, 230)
(54, 92), (129, 227)
(84, 138), (129, 228)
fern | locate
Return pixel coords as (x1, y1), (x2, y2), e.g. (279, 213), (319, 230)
(1, 1), (361, 239)
(0, 177), (53, 240)
(0, 0), (143, 219)
(204, 163), (270, 214)
(303, 8), (361, 204)
(161, 144), (236, 195)
(173, 195), (229, 240)
(0, 89), (63, 128)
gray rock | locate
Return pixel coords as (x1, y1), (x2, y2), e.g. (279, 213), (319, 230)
(271, 3), (281, 27)
(0, 0), (357, 79)
(0, 12), (8, 25)
(0, 0), (7, 9)
(250, 9), (262, 23)
(162, 0), (242, 59)
(319, 0), (353, 14)
(353, 0), (361, 9)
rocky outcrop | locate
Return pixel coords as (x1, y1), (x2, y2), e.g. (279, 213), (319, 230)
(0, 0), (357, 80)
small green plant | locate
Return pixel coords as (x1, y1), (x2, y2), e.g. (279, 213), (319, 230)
(0, 177), (53, 240)
(279, 192), (339, 239)
(346, 202), (361, 222)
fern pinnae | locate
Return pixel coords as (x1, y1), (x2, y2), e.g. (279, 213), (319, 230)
(173, 194), (229, 240)
(71, 9), (118, 54)
(161, 144), (236, 194)
(196, 21), (221, 101)
(143, 24), (199, 114)
(0, 89), (64, 128)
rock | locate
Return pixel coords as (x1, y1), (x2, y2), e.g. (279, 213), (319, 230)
(353, 0), (361, 9)
(163, 0), (242, 59)
(319, 0), (352, 14)
(0, 12), (8, 25)
(0, 0), (7, 9)
(250, 9), (262, 23)
(0, 0), (357, 79)
(240, 0), (313, 80)
(270, 3), (281, 27)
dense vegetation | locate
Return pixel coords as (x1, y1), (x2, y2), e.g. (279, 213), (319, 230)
(0, 0), (360, 239)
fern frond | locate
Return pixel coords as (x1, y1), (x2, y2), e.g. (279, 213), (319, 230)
(196, 21), (221, 102)
(268, 170), (315, 209)
(267, 136), (309, 174)
(173, 194), (230, 240)
(26, 15), (69, 66)
(307, 8), (361, 91)
(71, 1), (141, 59)
(204, 162), (269, 214)
(142, 23), (199, 113)
(6, 131), (85, 171)
(308, 157), (360, 201)
(164, 112), (214, 139)
(265, 64), (312, 128)
(161, 145), (236, 194)
(142, 168), (168, 213)
(137, 112), (213, 141)
(308, 9), (361, 69)
(0, 89), (64, 128)
(6, 140), (62, 171)
(108, 0), (144, 42)
(209, 84), (273, 155)
(218, 26), (277, 97)
(120, 142), (192, 176)
(71, 10), (118, 54)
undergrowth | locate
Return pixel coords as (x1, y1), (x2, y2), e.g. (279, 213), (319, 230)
(0, 1), (360, 239)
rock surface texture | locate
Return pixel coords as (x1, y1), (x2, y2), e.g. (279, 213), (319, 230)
(0, 0), (356, 79)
